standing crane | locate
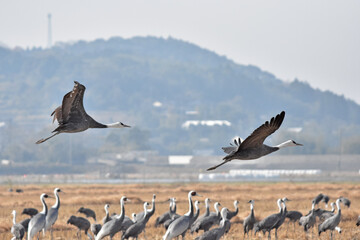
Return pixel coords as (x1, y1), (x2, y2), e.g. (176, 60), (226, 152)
(44, 188), (63, 239)
(28, 193), (50, 240)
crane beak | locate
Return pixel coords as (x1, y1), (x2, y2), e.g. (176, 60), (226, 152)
(296, 143), (303, 146)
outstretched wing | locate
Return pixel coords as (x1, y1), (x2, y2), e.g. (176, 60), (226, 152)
(239, 111), (285, 150)
(61, 81), (87, 124)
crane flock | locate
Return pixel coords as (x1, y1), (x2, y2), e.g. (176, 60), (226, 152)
(9, 188), (357, 240)
(5, 81), (356, 239)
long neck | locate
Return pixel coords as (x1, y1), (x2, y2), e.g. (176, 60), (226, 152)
(277, 200), (282, 213)
(336, 200), (341, 215)
(54, 191), (60, 209)
(41, 196), (48, 215)
(89, 117), (107, 128)
(194, 203), (200, 219)
(105, 122), (121, 128)
(234, 202), (239, 215)
(311, 202), (315, 214)
(173, 201), (177, 213)
(143, 204), (148, 219)
(185, 194), (193, 217)
(105, 206), (109, 218)
(331, 204), (335, 212)
(117, 199), (125, 221)
(205, 199), (210, 216)
(275, 140), (293, 149)
(12, 212), (16, 225)
(215, 204), (220, 216)
(250, 203), (254, 216)
(282, 202), (287, 214)
(169, 200), (174, 213)
(149, 197), (155, 214)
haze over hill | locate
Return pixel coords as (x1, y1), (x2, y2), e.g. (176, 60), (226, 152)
(0, 36), (359, 169)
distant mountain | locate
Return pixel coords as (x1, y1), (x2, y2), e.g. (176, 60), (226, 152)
(0, 36), (359, 163)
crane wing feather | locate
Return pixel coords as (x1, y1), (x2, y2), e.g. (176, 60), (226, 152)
(51, 106), (62, 124)
(61, 81), (87, 124)
(239, 111), (285, 150)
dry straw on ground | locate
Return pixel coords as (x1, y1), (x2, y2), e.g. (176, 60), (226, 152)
(0, 182), (360, 239)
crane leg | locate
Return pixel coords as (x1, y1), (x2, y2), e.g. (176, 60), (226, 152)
(36, 132), (60, 144)
(293, 222), (296, 233)
(286, 222), (289, 237)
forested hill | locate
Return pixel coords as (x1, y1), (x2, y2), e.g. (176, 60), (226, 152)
(0, 36), (359, 159)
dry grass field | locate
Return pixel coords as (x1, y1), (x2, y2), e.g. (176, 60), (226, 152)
(0, 182), (359, 240)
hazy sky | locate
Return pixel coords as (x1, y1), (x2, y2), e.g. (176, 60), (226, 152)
(1, 0), (360, 104)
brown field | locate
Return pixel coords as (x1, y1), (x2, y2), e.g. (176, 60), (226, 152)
(1, 182), (360, 240)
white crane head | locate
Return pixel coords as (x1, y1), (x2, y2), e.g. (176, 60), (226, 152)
(189, 191), (202, 198)
(277, 140), (303, 148)
(107, 122), (131, 128)
(54, 188), (63, 194)
(41, 193), (51, 199)
(214, 202), (221, 212)
(11, 209), (16, 216)
(282, 197), (291, 202)
(248, 199), (255, 204)
(195, 200), (200, 209)
(121, 196), (129, 204)
(233, 200), (239, 207)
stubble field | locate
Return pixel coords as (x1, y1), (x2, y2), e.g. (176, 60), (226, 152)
(0, 182), (359, 240)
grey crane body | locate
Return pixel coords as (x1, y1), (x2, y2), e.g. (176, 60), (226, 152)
(36, 81), (130, 144)
(78, 207), (97, 221)
(155, 198), (175, 227)
(164, 214), (180, 230)
(28, 193), (50, 240)
(254, 199), (283, 239)
(67, 215), (92, 240)
(271, 198), (289, 239)
(120, 216), (135, 232)
(44, 188), (62, 238)
(19, 218), (30, 232)
(285, 210), (303, 234)
(244, 200), (256, 237)
(208, 111), (302, 171)
(21, 208), (38, 218)
(192, 202), (221, 233)
(195, 208), (230, 240)
(299, 201), (316, 232)
(191, 198), (211, 233)
(163, 191), (200, 240)
(180, 200), (200, 236)
(95, 196), (128, 240)
(11, 210), (25, 240)
(318, 198), (342, 239)
(286, 211), (303, 222)
(121, 202), (149, 240)
(91, 223), (102, 237)
(319, 202), (336, 221)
